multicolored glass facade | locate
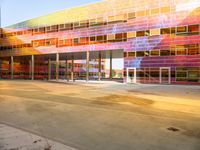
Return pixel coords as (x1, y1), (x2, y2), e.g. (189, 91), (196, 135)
(0, 0), (200, 84)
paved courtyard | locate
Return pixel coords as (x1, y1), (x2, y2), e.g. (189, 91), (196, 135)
(0, 80), (200, 150)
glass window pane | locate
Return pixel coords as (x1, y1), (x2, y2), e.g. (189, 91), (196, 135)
(160, 50), (170, 56)
(150, 50), (160, 56)
(136, 51), (145, 57)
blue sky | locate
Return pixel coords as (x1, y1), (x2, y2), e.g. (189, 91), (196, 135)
(1, 0), (102, 27)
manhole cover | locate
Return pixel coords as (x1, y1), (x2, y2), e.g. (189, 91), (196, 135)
(167, 127), (180, 132)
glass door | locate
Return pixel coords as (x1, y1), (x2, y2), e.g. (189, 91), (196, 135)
(127, 67), (136, 83)
(160, 67), (171, 84)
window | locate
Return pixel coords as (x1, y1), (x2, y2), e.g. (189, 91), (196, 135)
(161, 28), (171, 34)
(150, 68), (160, 78)
(176, 45), (187, 55)
(59, 23), (73, 31)
(107, 34), (115, 41)
(128, 12), (135, 19)
(128, 52), (135, 57)
(176, 26), (187, 35)
(45, 26), (51, 33)
(136, 10), (146, 17)
(96, 35), (105, 43)
(171, 27), (176, 34)
(188, 44), (199, 55)
(188, 68), (199, 82)
(74, 22), (80, 29)
(67, 23), (74, 30)
(58, 40), (64, 46)
(127, 31), (136, 38)
(32, 40), (45, 47)
(115, 33), (127, 41)
(90, 36), (96, 43)
(45, 40), (51, 46)
(136, 51), (145, 57)
(160, 6), (170, 13)
(32, 41), (38, 47)
(176, 67), (199, 82)
(73, 38), (79, 45)
(108, 16), (115, 23)
(89, 19), (96, 26)
(17, 31), (23, 35)
(160, 50), (170, 56)
(150, 29), (160, 36)
(80, 37), (88, 44)
(136, 30), (150, 37)
(124, 52), (127, 57)
(39, 27), (45, 33)
(176, 49), (187, 55)
(115, 33), (123, 40)
(59, 24), (65, 30)
(151, 8), (160, 15)
(80, 20), (89, 28)
(90, 17), (105, 27)
(170, 47), (176, 56)
(150, 50), (160, 56)
(33, 28), (38, 34)
(65, 39), (72, 46)
(188, 24), (199, 35)
(116, 14), (127, 22)
(108, 14), (126, 24)
(144, 51), (150, 56)
(51, 25), (58, 32)
(97, 17), (105, 25)
(176, 68), (187, 81)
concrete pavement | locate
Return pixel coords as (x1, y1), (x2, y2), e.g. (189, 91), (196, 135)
(0, 80), (200, 150)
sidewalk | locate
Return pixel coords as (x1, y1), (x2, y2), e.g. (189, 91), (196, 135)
(0, 123), (78, 150)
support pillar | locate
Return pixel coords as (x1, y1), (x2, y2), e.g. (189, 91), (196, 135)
(56, 53), (59, 81)
(98, 52), (102, 81)
(48, 59), (51, 80)
(0, 59), (2, 79)
(71, 55), (74, 81)
(65, 59), (68, 81)
(110, 51), (113, 80)
(29, 60), (31, 79)
(31, 55), (34, 80)
(86, 51), (90, 82)
(11, 56), (14, 79)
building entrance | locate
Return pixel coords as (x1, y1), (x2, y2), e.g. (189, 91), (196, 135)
(160, 67), (171, 84)
(127, 67), (136, 83)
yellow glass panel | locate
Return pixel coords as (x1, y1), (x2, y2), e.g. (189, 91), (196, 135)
(151, 8), (160, 15)
(108, 16), (115, 22)
(150, 29), (160, 36)
(115, 14), (126, 21)
(107, 34), (115, 40)
(136, 10), (146, 17)
(161, 6), (170, 13)
(127, 31), (136, 38)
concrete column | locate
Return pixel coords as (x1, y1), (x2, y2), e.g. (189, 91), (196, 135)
(31, 55), (34, 80)
(86, 51), (90, 82)
(71, 55), (74, 81)
(56, 53), (59, 81)
(0, 59), (2, 79)
(98, 52), (102, 81)
(65, 59), (68, 81)
(48, 59), (51, 80)
(110, 51), (113, 80)
(29, 60), (31, 79)
(11, 56), (14, 79)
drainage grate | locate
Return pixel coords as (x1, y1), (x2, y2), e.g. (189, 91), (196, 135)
(167, 127), (180, 132)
